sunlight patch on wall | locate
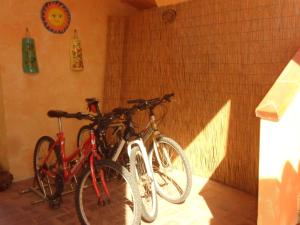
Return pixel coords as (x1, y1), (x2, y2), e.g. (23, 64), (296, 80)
(183, 100), (231, 177)
(259, 89), (300, 181)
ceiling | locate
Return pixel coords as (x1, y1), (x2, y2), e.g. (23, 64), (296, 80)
(122, 0), (157, 9)
(122, 0), (190, 9)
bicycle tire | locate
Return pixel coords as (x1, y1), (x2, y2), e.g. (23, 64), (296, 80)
(77, 125), (90, 148)
(75, 159), (141, 225)
(149, 136), (192, 204)
(33, 136), (61, 197)
(130, 146), (158, 222)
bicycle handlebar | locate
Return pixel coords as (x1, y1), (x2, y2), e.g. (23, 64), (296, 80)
(127, 99), (145, 104)
(47, 110), (95, 121)
(102, 93), (175, 122)
(68, 112), (95, 121)
(46, 93), (175, 127)
(126, 93), (175, 111)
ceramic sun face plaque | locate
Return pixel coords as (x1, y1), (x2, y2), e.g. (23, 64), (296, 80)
(41, 1), (71, 34)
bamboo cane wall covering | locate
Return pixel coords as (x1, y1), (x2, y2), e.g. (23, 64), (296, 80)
(103, 0), (300, 195)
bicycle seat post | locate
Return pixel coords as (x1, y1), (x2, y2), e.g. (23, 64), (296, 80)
(57, 117), (63, 132)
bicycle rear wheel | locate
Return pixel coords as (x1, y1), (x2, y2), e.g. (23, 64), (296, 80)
(75, 160), (141, 225)
(130, 146), (158, 222)
(33, 136), (61, 197)
(149, 136), (192, 204)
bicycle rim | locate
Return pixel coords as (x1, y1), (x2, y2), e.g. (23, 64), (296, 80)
(150, 136), (192, 204)
(75, 160), (141, 225)
(130, 146), (157, 222)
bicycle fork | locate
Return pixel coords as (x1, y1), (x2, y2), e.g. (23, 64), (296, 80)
(127, 139), (155, 183)
(89, 155), (110, 206)
(153, 139), (172, 170)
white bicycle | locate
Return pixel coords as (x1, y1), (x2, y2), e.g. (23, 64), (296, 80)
(77, 93), (192, 223)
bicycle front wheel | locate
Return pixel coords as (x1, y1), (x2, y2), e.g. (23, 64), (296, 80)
(130, 146), (158, 222)
(149, 136), (192, 204)
(75, 160), (141, 225)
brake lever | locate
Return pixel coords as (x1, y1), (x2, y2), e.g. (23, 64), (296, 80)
(163, 93), (175, 102)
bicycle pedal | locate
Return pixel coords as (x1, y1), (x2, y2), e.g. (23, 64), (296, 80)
(97, 198), (105, 207)
(97, 197), (110, 207)
(104, 198), (111, 205)
(48, 195), (62, 209)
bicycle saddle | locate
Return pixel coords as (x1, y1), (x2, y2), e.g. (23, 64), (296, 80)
(47, 110), (68, 118)
(85, 98), (99, 105)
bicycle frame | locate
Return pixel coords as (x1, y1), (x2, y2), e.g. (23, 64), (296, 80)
(140, 115), (160, 143)
(40, 128), (109, 200)
(110, 113), (161, 163)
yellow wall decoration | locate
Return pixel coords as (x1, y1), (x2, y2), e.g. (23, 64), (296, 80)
(70, 29), (84, 71)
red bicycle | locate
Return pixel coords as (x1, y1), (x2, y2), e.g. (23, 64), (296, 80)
(33, 109), (141, 224)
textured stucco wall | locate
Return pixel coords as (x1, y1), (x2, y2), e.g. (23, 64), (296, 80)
(0, 66), (8, 170)
(0, 0), (136, 180)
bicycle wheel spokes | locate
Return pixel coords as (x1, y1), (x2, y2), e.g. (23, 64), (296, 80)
(153, 145), (185, 197)
(151, 136), (192, 204)
(130, 147), (157, 222)
(136, 152), (153, 211)
(76, 161), (141, 225)
(34, 136), (59, 196)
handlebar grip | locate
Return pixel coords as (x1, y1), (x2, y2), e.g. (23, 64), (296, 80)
(127, 99), (144, 104)
(65, 112), (94, 121)
(163, 93), (175, 101)
(47, 110), (95, 121)
(64, 112), (82, 119)
(80, 113), (95, 121)
(47, 110), (68, 118)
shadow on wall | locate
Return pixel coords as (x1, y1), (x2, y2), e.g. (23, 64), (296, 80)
(102, 1), (300, 224)
(102, 11), (271, 196)
(124, 90), (261, 194)
(108, 57), (263, 195)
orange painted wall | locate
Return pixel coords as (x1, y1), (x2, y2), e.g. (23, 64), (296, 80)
(0, 0), (137, 180)
(0, 67), (8, 170)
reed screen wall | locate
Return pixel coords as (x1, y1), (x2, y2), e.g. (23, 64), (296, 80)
(104, 0), (300, 195)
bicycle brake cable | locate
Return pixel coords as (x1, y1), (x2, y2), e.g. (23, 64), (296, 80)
(156, 104), (168, 126)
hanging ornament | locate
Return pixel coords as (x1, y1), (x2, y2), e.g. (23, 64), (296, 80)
(41, 1), (71, 34)
(70, 29), (84, 71)
(22, 28), (39, 74)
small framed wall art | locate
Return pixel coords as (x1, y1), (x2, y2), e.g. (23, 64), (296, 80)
(41, 1), (71, 34)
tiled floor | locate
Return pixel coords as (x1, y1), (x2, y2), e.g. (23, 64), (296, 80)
(0, 176), (257, 225)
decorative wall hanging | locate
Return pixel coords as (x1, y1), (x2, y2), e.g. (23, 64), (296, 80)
(70, 29), (84, 71)
(22, 28), (39, 74)
(41, 1), (71, 34)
